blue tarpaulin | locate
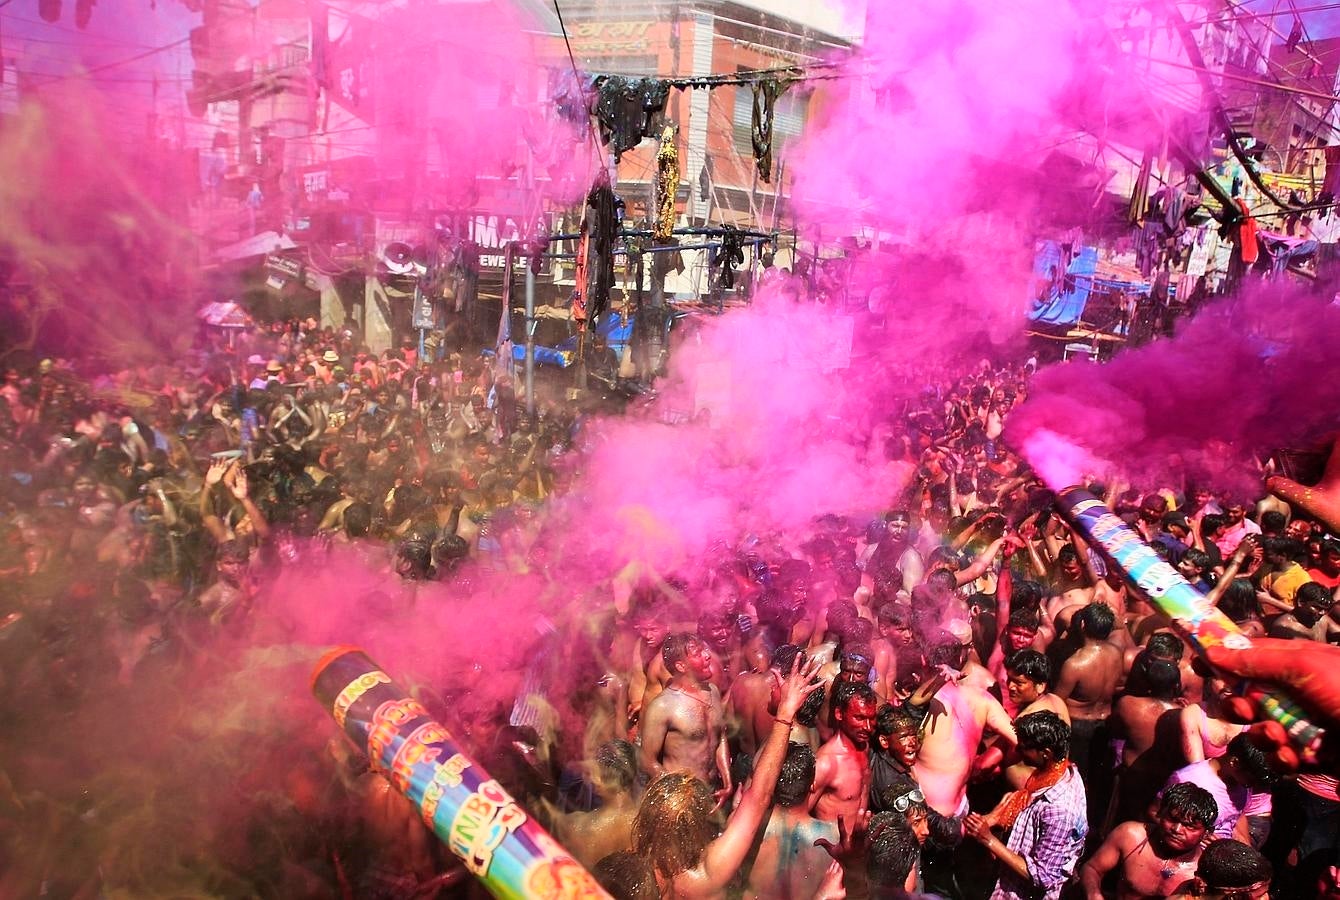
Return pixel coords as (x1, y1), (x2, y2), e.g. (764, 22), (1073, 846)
(1029, 241), (1098, 326)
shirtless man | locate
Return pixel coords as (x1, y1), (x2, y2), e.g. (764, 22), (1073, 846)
(871, 603), (918, 701)
(728, 644), (814, 757)
(1110, 653), (1187, 824)
(1001, 649), (1070, 788)
(696, 610), (736, 695)
(807, 681), (877, 823)
(1055, 602), (1123, 837)
(1081, 783), (1218, 900)
(619, 602), (673, 727)
(551, 740), (640, 869)
(741, 742), (837, 899)
(1269, 581), (1340, 642)
(697, 606), (767, 691)
(638, 633), (731, 799)
(914, 634), (1016, 817)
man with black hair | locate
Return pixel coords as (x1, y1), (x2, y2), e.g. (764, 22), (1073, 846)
(1259, 537), (1312, 611)
(1174, 839), (1271, 899)
(741, 742), (837, 898)
(638, 632), (731, 799)
(1055, 601), (1122, 832)
(808, 681), (877, 822)
(873, 602), (919, 700)
(869, 705), (922, 812)
(727, 644), (814, 757)
(1002, 649), (1070, 789)
(1167, 733), (1279, 841)
(1081, 782), (1218, 899)
(1268, 580), (1340, 642)
(965, 711), (1087, 900)
(867, 811), (922, 896)
(872, 508), (924, 595)
(1177, 548), (1214, 592)
(1307, 537), (1340, 589)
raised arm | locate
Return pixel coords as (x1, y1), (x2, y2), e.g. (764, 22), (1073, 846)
(954, 536), (1006, 588)
(699, 656), (825, 892)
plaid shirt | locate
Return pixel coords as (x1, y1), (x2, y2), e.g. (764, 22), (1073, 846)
(989, 764), (1087, 900)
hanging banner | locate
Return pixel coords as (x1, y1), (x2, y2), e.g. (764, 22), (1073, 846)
(412, 286), (436, 330)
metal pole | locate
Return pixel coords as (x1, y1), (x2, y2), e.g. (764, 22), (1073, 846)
(525, 263), (536, 417)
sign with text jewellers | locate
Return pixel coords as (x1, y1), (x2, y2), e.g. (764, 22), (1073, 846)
(435, 213), (553, 276)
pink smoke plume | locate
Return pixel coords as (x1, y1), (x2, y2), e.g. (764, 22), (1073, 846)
(359, 1), (595, 209)
(1007, 286), (1340, 495)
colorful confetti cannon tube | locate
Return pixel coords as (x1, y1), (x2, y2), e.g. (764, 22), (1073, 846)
(1055, 487), (1325, 765)
(312, 647), (610, 900)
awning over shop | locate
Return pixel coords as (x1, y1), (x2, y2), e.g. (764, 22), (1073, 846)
(1029, 241), (1098, 326)
(197, 301), (253, 328)
(214, 231), (298, 264)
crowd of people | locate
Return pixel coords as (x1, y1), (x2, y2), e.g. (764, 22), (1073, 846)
(0, 316), (1338, 899)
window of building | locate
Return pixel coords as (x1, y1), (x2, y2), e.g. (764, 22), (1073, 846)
(732, 69), (807, 161)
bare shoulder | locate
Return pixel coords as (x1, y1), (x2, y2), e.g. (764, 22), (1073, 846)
(1108, 819), (1146, 849)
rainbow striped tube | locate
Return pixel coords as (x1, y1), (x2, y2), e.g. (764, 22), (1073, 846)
(1056, 488), (1325, 765)
(312, 647), (610, 900)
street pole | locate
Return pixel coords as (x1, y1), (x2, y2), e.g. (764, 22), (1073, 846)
(525, 260), (536, 417)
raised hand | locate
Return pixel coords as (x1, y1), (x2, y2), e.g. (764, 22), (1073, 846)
(814, 808), (876, 863)
(230, 469), (249, 500)
(205, 459), (228, 486)
(1205, 639), (1340, 729)
(776, 653), (827, 723)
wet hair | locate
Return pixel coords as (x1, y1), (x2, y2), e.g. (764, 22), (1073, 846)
(1263, 536), (1306, 563)
(596, 740), (639, 794)
(838, 616), (875, 648)
(879, 772), (929, 819)
(1128, 654), (1182, 700)
(875, 704), (921, 740)
(925, 568), (958, 596)
(1146, 632), (1184, 661)
(876, 603), (912, 627)
(925, 633), (967, 669)
(775, 742), (816, 808)
(1225, 733), (1279, 789)
(1200, 514), (1227, 538)
(770, 643), (805, 673)
(395, 539), (433, 580)
(866, 812), (920, 889)
(1016, 710), (1069, 760)
(593, 851), (658, 900)
(1295, 580), (1332, 611)
(1218, 579), (1261, 624)
(1056, 544), (1080, 565)
(1075, 602), (1115, 639)
(1260, 511), (1286, 534)
(795, 679), (827, 728)
(1012, 579), (1044, 610)
(631, 773), (716, 879)
(343, 501), (372, 538)
(1195, 839), (1272, 890)
(830, 680), (877, 730)
(1006, 606), (1041, 632)
(661, 632), (700, 672)
(1159, 782), (1218, 831)
(1005, 649), (1051, 687)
